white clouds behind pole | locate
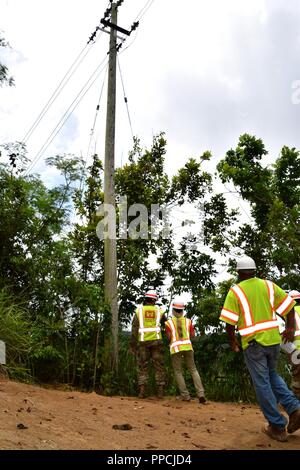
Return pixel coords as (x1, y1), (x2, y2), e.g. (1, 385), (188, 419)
(1, 0), (300, 178)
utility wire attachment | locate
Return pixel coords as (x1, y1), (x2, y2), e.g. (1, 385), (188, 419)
(130, 21), (139, 33)
(100, 19), (131, 36)
(103, 5), (112, 19)
(89, 1), (140, 48)
(87, 27), (100, 44)
(117, 58), (134, 142)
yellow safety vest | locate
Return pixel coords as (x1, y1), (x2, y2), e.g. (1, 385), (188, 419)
(136, 305), (163, 342)
(166, 317), (193, 355)
(220, 278), (295, 349)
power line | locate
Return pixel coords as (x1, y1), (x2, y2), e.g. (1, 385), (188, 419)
(25, 1), (153, 182)
(25, 56), (109, 175)
(47, 62), (106, 226)
(134, 0), (155, 22)
(90, 1), (140, 54)
(85, 64), (108, 165)
(222, 183), (253, 223)
(117, 58), (134, 142)
(119, 0), (155, 55)
(25, 28), (131, 176)
(79, 63), (108, 196)
(22, 40), (100, 144)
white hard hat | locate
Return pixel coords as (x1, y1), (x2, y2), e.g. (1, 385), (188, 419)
(236, 256), (257, 271)
(289, 290), (300, 300)
(145, 289), (158, 300)
(172, 297), (185, 310)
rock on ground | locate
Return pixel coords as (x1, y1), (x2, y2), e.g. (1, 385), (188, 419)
(0, 380), (299, 450)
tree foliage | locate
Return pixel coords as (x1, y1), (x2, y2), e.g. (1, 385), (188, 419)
(0, 130), (299, 401)
(204, 133), (300, 287)
(0, 35), (14, 87)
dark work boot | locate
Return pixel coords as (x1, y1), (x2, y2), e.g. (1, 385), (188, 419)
(138, 384), (146, 399)
(287, 408), (300, 434)
(262, 424), (288, 442)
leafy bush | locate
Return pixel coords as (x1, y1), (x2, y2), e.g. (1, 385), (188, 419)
(192, 333), (255, 402)
(31, 345), (64, 383)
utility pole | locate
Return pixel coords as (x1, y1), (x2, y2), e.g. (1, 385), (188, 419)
(104, 1), (118, 375)
(89, 0), (138, 377)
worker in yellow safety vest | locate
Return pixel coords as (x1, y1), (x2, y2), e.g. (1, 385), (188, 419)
(220, 256), (300, 442)
(286, 291), (300, 400)
(165, 297), (206, 403)
(130, 290), (167, 399)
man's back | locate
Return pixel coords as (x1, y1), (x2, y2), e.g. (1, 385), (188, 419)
(221, 277), (294, 349)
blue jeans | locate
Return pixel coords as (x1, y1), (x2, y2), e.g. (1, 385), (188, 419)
(243, 342), (300, 429)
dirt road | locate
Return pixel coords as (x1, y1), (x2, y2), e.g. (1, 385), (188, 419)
(0, 380), (299, 450)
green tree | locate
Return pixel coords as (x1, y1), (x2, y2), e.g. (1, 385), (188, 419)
(204, 134), (300, 288)
(0, 35), (14, 86)
(115, 134), (215, 322)
(0, 154), (86, 382)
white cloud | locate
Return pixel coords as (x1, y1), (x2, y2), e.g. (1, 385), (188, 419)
(1, 0), (300, 241)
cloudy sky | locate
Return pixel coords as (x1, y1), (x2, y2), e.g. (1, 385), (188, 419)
(2, 0), (300, 177)
(1, 0), (300, 260)
(1, 0), (300, 289)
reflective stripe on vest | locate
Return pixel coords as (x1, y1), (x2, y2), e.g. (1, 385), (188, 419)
(265, 280), (276, 320)
(232, 283), (280, 337)
(138, 306), (161, 341)
(231, 285), (253, 327)
(276, 295), (295, 316)
(168, 318), (192, 353)
(172, 339), (192, 348)
(295, 313), (300, 337)
(238, 320), (280, 337)
(220, 308), (239, 323)
(265, 280), (294, 318)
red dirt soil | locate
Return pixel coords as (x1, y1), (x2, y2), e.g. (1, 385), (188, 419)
(0, 379), (299, 450)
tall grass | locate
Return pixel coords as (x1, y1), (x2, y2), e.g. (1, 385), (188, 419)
(0, 289), (32, 381)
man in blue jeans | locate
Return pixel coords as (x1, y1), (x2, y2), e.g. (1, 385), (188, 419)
(220, 256), (300, 442)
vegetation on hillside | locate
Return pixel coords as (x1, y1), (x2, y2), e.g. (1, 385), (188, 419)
(0, 34), (298, 401)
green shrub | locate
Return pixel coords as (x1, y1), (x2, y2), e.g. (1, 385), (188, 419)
(31, 345), (64, 383)
(0, 289), (31, 381)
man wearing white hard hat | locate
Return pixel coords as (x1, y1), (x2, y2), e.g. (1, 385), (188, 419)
(220, 255), (300, 442)
(130, 289), (167, 399)
(288, 290), (300, 399)
(165, 297), (206, 403)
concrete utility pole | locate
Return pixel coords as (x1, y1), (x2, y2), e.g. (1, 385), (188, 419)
(98, 0), (138, 376)
(104, 2), (118, 374)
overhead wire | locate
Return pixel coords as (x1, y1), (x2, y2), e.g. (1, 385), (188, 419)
(85, 0), (155, 151)
(222, 183), (253, 223)
(118, 0), (154, 55)
(25, 0), (148, 176)
(80, 63), (108, 195)
(134, 0), (154, 22)
(86, 63), (108, 160)
(117, 28), (139, 55)
(25, 55), (109, 175)
(22, 37), (102, 145)
(117, 58), (134, 142)
(26, 0), (156, 205)
(78, 2), (140, 191)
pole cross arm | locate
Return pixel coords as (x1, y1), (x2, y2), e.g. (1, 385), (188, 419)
(100, 19), (131, 36)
